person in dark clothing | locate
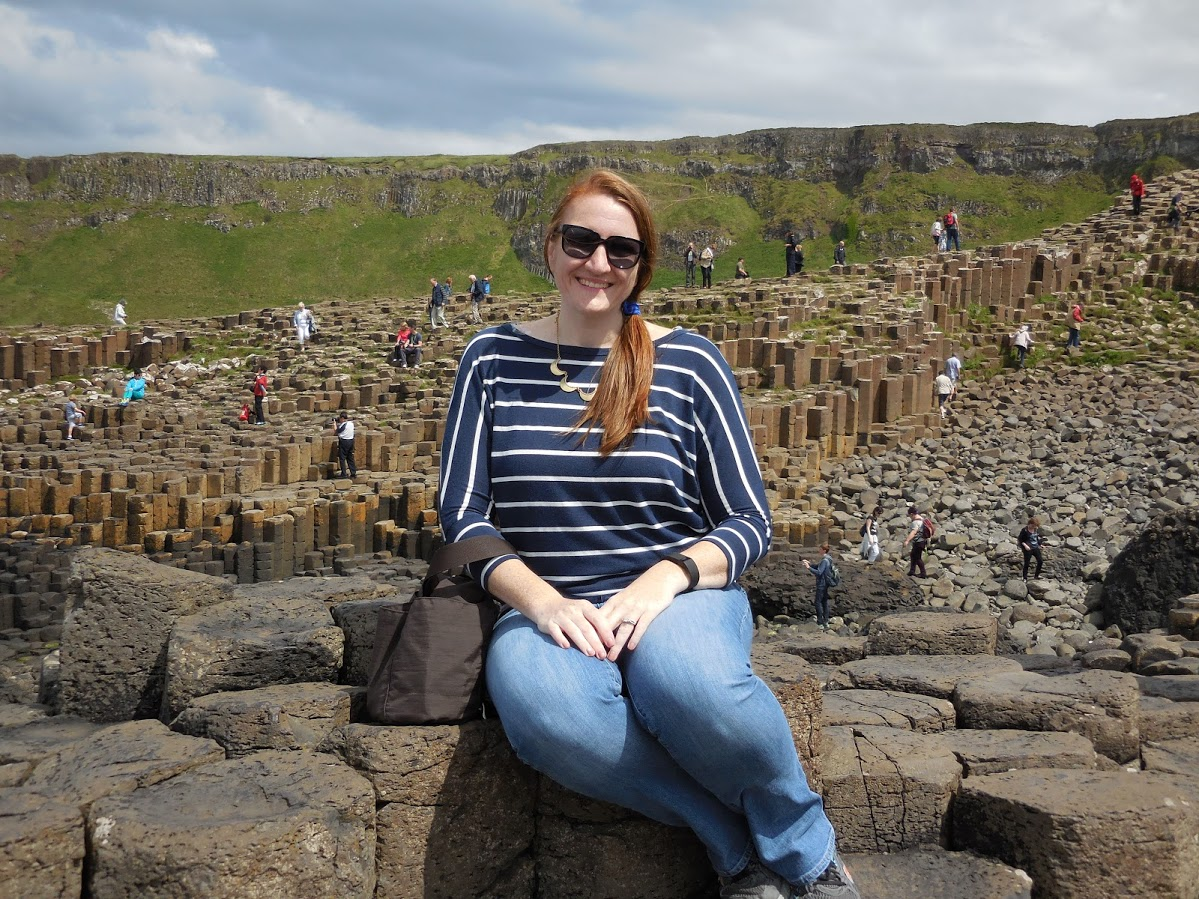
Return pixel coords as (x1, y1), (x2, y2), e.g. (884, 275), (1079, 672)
(902, 506), (929, 578)
(834, 240), (847, 266)
(784, 232), (797, 276)
(683, 242), (697, 287)
(794, 242), (805, 274)
(1018, 517), (1044, 579)
(333, 411), (357, 478)
(802, 543), (833, 630)
(734, 257), (749, 279)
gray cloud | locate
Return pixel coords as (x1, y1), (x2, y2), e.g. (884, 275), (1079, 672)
(1, 0), (1196, 157)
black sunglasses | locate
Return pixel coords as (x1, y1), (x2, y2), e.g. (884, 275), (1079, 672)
(556, 224), (645, 270)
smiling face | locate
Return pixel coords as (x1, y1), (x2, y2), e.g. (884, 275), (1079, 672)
(547, 192), (641, 322)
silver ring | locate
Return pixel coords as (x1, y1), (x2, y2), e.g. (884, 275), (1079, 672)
(620, 618), (636, 627)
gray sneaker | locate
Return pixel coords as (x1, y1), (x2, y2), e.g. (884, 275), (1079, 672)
(720, 861), (793, 899)
(795, 853), (860, 898)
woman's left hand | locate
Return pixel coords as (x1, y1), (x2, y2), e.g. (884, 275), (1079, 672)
(598, 564), (690, 662)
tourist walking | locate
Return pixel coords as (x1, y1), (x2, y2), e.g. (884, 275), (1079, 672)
(934, 371), (954, 419)
(802, 544), (834, 630)
(931, 218), (944, 251)
(834, 240), (847, 266)
(1064, 300), (1084, 352)
(859, 505), (882, 563)
(113, 299), (127, 326)
(699, 243), (714, 287)
(1130, 172), (1145, 217)
(333, 411), (357, 478)
(785, 232), (798, 276)
(1017, 516), (1044, 580)
(944, 208), (960, 251)
(468, 274), (485, 324)
(437, 169), (858, 899)
(1167, 197), (1183, 233)
(293, 303), (313, 348)
(683, 242), (698, 287)
(945, 351), (961, 386)
(429, 277), (450, 329)
(903, 506), (931, 578)
(251, 366), (268, 425)
(1012, 324), (1033, 368)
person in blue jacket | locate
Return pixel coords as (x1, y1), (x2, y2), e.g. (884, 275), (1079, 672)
(802, 543), (833, 630)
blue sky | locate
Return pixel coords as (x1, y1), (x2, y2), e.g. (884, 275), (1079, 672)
(2, 0), (1197, 158)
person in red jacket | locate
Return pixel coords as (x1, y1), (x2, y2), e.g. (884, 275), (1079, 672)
(1130, 173), (1145, 217)
(251, 366), (268, 425)
(1065, 300), (1085, 352)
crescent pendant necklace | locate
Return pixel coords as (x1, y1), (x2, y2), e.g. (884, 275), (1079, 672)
(553, 313), (598, 402)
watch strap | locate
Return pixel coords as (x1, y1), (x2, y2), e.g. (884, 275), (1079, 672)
(664, 552), (700, 592)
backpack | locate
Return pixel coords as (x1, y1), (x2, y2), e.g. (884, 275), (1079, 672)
(921, 518), (935, 542)
(826, 560), (841, 588)
(945, 212), (956, 227)
(859, 522), (867, 537)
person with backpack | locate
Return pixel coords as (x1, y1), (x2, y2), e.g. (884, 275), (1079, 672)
(468, 274), (485, 324)
(902, 506), (934, 578)
(859, 505), (882, 563)
(802, 543), (838, 631)
(251, 366), (268, 425)
(944, 208), (960, 251)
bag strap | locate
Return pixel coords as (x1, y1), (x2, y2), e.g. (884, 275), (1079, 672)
(428, 535), (515, 578)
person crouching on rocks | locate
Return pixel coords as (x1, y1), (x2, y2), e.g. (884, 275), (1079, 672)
(802, 544), (834, 630)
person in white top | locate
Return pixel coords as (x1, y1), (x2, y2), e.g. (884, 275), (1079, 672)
(293, 303), (314, 347)
(934, 372), (955, 419)
(333, 411), (357, 478)
(113, 299), (127, 326)
(1012, 324), (1033, 369)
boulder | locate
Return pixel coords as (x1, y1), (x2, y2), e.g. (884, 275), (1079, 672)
(162, 594), (344, 719)
(328, 721), (536, 899)
(866, 611), (998, 656)
(827, 655), (1022, 700)
(749, 643), (823, 771)
(170, 683), (361, 756)
(953, 769), (1199, 899)
(0, 791), (85, 899)
(1134, 674), (1199, 702)
(58, 547), (233, 721)
(821, 689), (956, 733)
(22, 720), (223, 809)
(1138, 694), (1199, 742)
(1141, 736), (1199, 776)
(1121, 632), (1185, 671)
(819, 725), (961, 853)
(232, 574), (388, 608)
(932, 728), (1104, 777)
(953, 669), (1141, 763)
(844, 847), (1032, 899)
(0, 716), (106, 769)
(1101, 509), (1199, 635)
(87, 750), (375, 898)
(756, 634), (867, 666)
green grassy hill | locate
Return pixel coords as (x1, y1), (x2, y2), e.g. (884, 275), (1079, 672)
(2, 114), (1196, 328)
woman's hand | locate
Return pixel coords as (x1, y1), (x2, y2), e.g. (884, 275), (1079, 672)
(529, 595), (613, 658)
(597, 562), (691, 662)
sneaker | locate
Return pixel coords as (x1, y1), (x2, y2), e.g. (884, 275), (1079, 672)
(720, 861), (792, 899)
(796, 854), (860, 898)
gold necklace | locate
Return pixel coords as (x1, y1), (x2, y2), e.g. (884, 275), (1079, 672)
(551, 314), (597, 402)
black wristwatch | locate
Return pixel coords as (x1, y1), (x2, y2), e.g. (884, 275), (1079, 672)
(664, 552), (700, 592)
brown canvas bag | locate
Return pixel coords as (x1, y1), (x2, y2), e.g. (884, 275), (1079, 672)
(366, 535), (514, 725)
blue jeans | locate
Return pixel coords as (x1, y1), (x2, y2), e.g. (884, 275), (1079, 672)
(486, 587), (836, 886)
(814, 582), (830, 627)
(1066, 327), (1080, 349)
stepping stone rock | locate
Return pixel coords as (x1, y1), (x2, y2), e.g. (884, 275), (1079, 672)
(0, 790), (84, 899)
(23, 719), (223, 809)
(953, 769), (1199, 899)
(822, 689), (956, 733)
(932, 728), (1104, 777)
(827, 654), (1022, 699)
(953, 670), (1141, 763)
(1142, 656), (1199, 676)
(1079, 648), (1131, 671)
(1141, 736), (1199, 775)
(1139, 694), (1199, 742)
(866, 611), (998, 656)
(1135, 674), (1199, 702)
(233, 574), (388, 608)
(59, 547), (233, 722)
(819, 725), (961, 853)
(329, 596), (407, 686)
(0, 716), (106, 770)
(327, 721), (535, 899)
(162, 594), (344, 718)
(844, 846), (1032, 899)
(88, 750), (375, 899)
(750, 643), (823, 769)
(758, 634), (867, 666)
(170, 683), (361, 757)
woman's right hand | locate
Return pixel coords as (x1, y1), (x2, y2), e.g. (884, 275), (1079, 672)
(530, 595), (613, 658)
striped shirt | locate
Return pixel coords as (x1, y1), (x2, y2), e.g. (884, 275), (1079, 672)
(438, 322), (771, 600)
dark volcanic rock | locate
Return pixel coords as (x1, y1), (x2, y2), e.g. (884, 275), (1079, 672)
(743, 551), (924, 622)
(1102, 510), (1199, 635)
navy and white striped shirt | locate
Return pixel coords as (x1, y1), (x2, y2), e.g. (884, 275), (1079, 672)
(438, 323), (771, 600)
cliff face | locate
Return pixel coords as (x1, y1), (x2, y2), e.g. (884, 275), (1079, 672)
(2, 114), (1196, 209)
